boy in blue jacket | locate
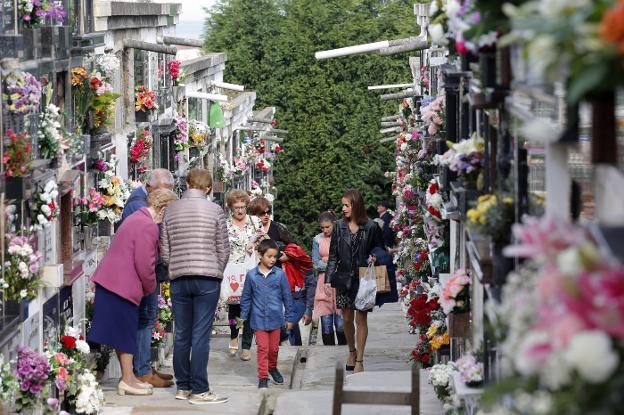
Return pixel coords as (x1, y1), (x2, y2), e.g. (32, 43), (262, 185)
(240, 239), (295, 388)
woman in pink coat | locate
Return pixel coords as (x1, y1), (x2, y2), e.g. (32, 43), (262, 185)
(311, 211), (346, 345)
(88, 188), (177, 396)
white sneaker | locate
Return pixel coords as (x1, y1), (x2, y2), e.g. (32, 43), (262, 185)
(175, 390), (192, 400)
(188, 391), (228, 405)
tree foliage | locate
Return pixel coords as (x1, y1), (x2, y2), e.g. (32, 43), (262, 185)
(205, 0), (417, 244)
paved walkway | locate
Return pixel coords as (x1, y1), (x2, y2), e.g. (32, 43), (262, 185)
(100, 303), (442, 414)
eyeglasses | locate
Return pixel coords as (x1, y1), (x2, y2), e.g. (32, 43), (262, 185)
(232, 206), (247, 211)
(260, 210), (271, 216)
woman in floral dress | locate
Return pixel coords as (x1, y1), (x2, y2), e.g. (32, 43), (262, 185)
(225, 190), (259, 361)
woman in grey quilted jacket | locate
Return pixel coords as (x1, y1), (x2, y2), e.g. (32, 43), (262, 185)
(160, 168), (230, 404)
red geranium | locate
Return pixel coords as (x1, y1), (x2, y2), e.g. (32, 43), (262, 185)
(61, 335), (76, 349)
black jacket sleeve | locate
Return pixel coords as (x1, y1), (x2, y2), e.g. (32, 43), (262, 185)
(324, 224), (340, 285)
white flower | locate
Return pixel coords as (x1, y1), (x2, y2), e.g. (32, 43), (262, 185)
(514, 331), (550, 376)
(18, 261), (28, 274)
(41, 204), (52, 216)
(445, 0), (461, 17)
(428, 193), (444, 210)
(75, 340), (91, 354)
(20, 289), (28, 298)
(564, 331), (619, 384)
(65, 326), (81, 338)
(429, 24), (448, 46)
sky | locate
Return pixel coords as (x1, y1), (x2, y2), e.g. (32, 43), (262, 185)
(157, 0), (217, 39)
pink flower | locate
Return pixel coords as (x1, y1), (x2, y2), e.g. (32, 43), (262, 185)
(428, 123), (438, 136)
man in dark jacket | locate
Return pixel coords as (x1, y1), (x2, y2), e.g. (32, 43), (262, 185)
(119, 168), (174, 388)
(376, 201), (396, 249)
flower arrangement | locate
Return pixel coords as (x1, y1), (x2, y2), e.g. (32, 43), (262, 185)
(421, 95), (445, 137)
(427, 321), (450, 351)
(440, 268), (470, 315)
(73, 370), (104, 414)
(135, 85), (159, 112)
(256, 158), (271, 173)
(14, 347), (51, 412)
(71, 67), (119, 133)
(129, 128), (152, 178)
(38, 103), (63, 160)
(2, 71), (42, 115)
(480, 216), (624, 415)
(455, 353), (483, 387)
(168, 60), (185, 85)
(3, 235), (41, 300)
(151, 319), (166, 347)
(504, 0), (624, 103)
(428, 362), (459, 409)
(410, 333), (433, 365)
(18, 0), (66, 27)
(158, 294), (173, 324)
(61, 326), (91, 357)
(426, 180), (444, 222)
(2, 129), (32, 177)
(74, 187), (105, 226)
(466, 193), (514, 243)
(31, 179), (59, 230)
(174, 114), (189, 160)
(96, 160), (130, 223)
(436, 133), (485, 189)
(189, 121), (208, 151)
(232, 156), (249, 176)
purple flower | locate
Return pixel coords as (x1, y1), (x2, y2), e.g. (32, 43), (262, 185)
(93, 159), (108, 172)
(45, 2), (66, 24)
(47, 398), (60, 410)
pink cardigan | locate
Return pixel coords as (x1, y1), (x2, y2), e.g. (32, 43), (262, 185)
(92, 208), (158, 305)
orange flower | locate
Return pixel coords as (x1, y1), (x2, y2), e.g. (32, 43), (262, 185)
(71, 67), (89, 87)
(600, 0), (624, 54)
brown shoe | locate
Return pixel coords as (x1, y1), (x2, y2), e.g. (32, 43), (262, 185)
(137, 373), (174, 388)
(152, 368), (173, 381)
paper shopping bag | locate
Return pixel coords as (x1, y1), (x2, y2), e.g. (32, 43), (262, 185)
(359, 265), (390, 294)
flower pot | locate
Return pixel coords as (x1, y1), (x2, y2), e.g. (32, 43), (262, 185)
(135, 110), (150, 123)
(448, 312), (470, 338)
(5, 175), (31, 200)
(21, 28), (41, 60)
(590, 90), (617, 165)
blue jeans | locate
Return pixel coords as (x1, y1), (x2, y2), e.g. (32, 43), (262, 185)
(320, 314), (344, 335)
(287, 295), (307, 346)
(170, 276), (221, 394)
(133, 287), (158, 377)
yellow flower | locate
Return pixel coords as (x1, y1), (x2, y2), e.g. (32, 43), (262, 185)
(467, 208), (481, 224)
(426, 322), (441, 339)
(430, 333), (450, 350)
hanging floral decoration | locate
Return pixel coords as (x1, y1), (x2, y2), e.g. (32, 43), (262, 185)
(135, 85), (159, 112)
(31, 179), (59, 231)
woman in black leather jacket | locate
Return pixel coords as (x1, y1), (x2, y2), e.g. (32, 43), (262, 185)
(325, 189), (385, 373)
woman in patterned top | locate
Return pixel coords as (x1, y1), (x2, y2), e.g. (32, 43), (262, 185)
(225, 190), (260, 361)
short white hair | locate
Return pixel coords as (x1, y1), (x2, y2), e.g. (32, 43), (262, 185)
(147, 168), (174, 188)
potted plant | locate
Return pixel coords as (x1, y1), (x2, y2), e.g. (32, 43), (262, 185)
(135, 85), (159, 122)
(2, 129), (33, 200)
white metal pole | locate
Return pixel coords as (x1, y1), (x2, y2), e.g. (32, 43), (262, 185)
(186, 92), (229, 102)
(368, 83), (414, 90)
(210, 80), (245, 92)
(315, 40), (390, 60)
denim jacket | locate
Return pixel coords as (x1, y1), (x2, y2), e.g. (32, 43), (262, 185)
(240, 266), (295, 331)
(311, 233), (328, 272)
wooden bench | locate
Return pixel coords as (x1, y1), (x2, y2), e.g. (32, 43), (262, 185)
(332, 363), (420, 415)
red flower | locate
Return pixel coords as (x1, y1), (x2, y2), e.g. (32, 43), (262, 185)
(428, 182), (439, 194)
(428, 206), (441, 219)
(168, 60), (181, 81)
(61, 335), (76, 349)
(90, 77), (103, 91)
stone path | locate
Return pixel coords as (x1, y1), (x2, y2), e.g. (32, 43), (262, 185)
(100, 303), (442, 415)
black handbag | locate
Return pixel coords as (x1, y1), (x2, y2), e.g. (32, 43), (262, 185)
(330, 257), (352, 291)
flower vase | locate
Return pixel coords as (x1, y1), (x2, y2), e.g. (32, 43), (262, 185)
(448, 312), (470, 338)
(491, 241), (513, 286)
(97, 220), (112, 237)
(589, 90), (617, 165)
(5, 175), (31, 200)
(135, 110), (150, 123)
(84, 225), (97, 250)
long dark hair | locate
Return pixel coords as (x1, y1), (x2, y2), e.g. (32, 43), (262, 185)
(343, 189), (368, 225)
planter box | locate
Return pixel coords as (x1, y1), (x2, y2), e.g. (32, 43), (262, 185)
(21, 28), (41, 60)
(448, 312), (470, 338)
(5, 175), (31, 200)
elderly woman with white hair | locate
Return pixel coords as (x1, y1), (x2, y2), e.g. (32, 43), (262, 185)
(118, 168), (176, 388)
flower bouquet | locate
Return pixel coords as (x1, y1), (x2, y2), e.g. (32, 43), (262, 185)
(410, 333), (433, 365)
(72, 67), (120, 133)
(232, 156), (249, 177)
(18, 0), (66, 28)
(421, 95), (445, 137)
(3, 129), (32, 178)
(2, 235), (42, 300)
(189, 121), (208, 151)
(38, 103), (64, 161)
(174, 114), (189, 160)
(14, 347), (51, 413)
(455, 353), (483, 387)
(440, 268), (470, 315)
(428, 362), (459, 409)
(2, 71), (42, 115)
(466, 193), (514, 243)
(31, 179), (59, 230)
(96, 167), (130, 224)
(480, 216), (624, 415)
(135, 85), (159, 112)
(129, 128), (152, 179)
(168, 60), (185, 86)
(158, 294), (173, 328)
(427, 321), (450, 351)
(436, 133), (485, 189)
(151, 319), (166, 348)
(74, 187), (105, 227)
(256, 158), (271, 173)
(426, 180), (444, 222)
